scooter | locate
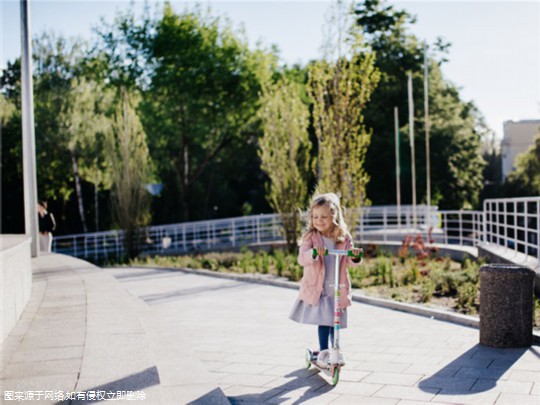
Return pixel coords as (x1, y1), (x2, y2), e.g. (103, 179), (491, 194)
(305, 248), (363, 385)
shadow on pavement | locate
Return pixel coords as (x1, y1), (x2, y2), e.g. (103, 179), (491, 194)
(56, 366), (160, 404)
(112, 268), (186, 281)
(33, 267), (83, 279)
(531, 345), (540, 358)
(419, 344), (528, 394)
(141, 282), (257, 305)
(227, 368), (333, 405)
(188, 387), (231, 405)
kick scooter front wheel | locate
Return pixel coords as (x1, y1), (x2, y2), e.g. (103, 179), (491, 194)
(331, 366), (340, 385)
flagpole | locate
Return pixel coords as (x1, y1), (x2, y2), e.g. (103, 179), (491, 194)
(394, 106), (401, 229)
(407, 71), (417, 227)
(21, 0), (39, 257)
(424, 42), (431, 225)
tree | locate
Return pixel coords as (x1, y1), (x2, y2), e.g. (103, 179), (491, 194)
(30, 33), (114, 233)
(354, 0), (486, 209)
(89, 3), (156, 91)
(479, 124), (503, 201)
(141, 4), (276, 221)
(308, 2), (380, 230)
(507, 133), (540, 195)
(27, 33), (118, 233)
(59, 78), (113, 232)
(84, 3), (280, 225)
(0, 93), (16, 126)
(426, 70), (486, 208)
(32, 33), (82, 204)
(0, 91), (24, 233)
(107, 89), (154, 258)
(258, 78), (312, 251)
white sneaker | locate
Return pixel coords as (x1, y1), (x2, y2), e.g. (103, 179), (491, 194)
(316, 349), (331, 368)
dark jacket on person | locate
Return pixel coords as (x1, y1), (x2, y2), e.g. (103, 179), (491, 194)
(39, 211), (56, 233)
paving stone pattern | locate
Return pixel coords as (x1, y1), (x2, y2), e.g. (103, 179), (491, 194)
(1, 254), (539, 405)
(108, 266), (540, 404)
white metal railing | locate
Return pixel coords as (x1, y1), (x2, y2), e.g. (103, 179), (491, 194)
(52, 230), (125, 263)
(354, 205), (441, 242)
(436, 210), (484, 246)
(483, 197), (540, 266)
(52, 198), (540, 269)
(52, 205), (432, 261)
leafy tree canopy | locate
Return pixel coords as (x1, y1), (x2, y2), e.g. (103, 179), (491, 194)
(354, 0), (486, 209)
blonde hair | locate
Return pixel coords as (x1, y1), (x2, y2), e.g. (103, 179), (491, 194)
(301, 192), (350, 243)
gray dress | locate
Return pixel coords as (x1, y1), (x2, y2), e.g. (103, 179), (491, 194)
(289, 236), (348, 328)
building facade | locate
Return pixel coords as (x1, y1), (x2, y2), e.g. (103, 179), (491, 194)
(501, 119), (540, 180)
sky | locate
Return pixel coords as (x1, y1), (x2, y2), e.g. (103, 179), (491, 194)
(1, 0), (539, 140)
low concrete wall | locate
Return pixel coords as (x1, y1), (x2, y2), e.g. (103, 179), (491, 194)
(0, 235), (32, 344)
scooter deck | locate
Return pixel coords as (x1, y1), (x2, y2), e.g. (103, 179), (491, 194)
(305, 349), (342, 385)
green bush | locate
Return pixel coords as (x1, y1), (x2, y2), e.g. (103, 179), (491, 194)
(239, 252), (254, 273)
(456, 282), (478, 314)
(429, 267), (467, 296)
(348, 265), (367, 288)
(377, 258), (387, 284)
(286, 257), (303, 281)
(389, 260), (396, 287)
(275, 249), (286, 277)
(420, 279), (435, 303)
(403, 261), (419, 285)
(257, 253), (270, 274)
(391, 288), (406, 302)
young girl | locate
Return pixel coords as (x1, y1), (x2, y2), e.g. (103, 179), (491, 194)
(289, 193), (362, 353)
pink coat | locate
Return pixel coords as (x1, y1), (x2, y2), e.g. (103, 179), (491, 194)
(296, 231), (362, 308)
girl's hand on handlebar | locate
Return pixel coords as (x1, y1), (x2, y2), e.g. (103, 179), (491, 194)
(312, 247), (326, 258)
(351, 248), (363, 262)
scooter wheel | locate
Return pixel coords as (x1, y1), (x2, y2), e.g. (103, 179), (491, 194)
(305, 349), (312, 369)
(331, 366), (340, 385)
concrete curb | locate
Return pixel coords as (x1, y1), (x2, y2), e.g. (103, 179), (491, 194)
(127, 265), (540, 344)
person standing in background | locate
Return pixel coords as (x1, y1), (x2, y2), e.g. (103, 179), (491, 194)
(37, 200), (56, 253)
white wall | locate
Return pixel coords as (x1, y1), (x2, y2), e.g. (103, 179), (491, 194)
(0, 236), (32, 344)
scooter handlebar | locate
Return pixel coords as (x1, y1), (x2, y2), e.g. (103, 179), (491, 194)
(312, 248), (364, 259)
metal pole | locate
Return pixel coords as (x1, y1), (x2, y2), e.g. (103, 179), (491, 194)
(394, 107), (401, 229)
(333, 253), (341, 353)
(424, 42), (431, 220)
(20, 0), (39, 257)
(407, 71), (417, 227)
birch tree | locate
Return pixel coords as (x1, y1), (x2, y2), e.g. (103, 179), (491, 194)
(309, 1), (380, 232)
(258, 78), (312, 251)
(60, 78), (112, 232)
(107, 90), (153, 258)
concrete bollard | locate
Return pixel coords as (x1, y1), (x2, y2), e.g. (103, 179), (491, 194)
(479, 264), (535, 348)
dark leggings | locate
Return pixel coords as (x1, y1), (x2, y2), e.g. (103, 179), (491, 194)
(318, 326), (334, 351)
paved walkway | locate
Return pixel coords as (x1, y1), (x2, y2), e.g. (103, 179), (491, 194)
(1, 253), (540, 404)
